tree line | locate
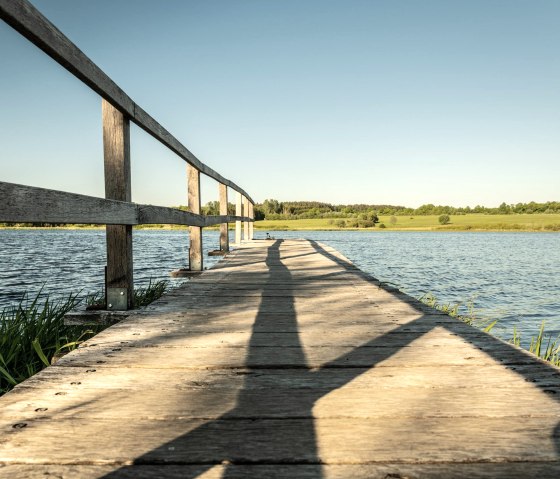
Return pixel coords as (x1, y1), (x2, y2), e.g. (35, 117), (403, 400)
(254, 199), (560, 220)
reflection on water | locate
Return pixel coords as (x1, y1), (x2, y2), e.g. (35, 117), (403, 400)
(0, 229), (559, 341)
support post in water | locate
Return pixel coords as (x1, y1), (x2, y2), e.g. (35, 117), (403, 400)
(235, 192), (242, 245)
(249, 202), (254, 240)
(188, 164), (203, 271)
(243, 196), (250, 241)
(219, 183), (229, 252)
(103, 99), (133, 310)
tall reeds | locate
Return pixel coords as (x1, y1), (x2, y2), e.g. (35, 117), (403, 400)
(0, 280), (169, 395)
(0, 292), (98, 394)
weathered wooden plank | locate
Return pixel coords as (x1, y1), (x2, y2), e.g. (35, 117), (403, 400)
(53, 343), (534, 369)
(1, 416), (560, 464)
(3, 463), (560, 479)
(15, 364), (560, 392)
(249, 202), (254, 240)
(75, 332), (500, 351)
(0, 0), (253, 202)
(103, 99), (133, 309)
(4, 382), (560, 420)
(87, 317), (463, 336)
(137, 206), (248, 227)
(0, 181), (251, 226)
(187, 164), (203, 271)
(0, 181), (138, 224)
(219, 183), (229, 252)
(243, 197), (250, 241)
(235, 192), (242, 244)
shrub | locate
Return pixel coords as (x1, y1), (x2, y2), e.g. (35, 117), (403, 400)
(359, 220), (375, 228)
(438, 214), (451, 225)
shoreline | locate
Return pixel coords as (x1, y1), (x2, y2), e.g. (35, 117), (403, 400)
(3, 213), (559, 232)
(1, 226), (559, 233)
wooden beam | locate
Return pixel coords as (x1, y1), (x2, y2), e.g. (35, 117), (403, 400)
(0, 181), (250, 226)
(249, 202), (254, 240)
(0, 181), (137, 224)
(138, 206), (246, 227)
(0, 0), (253, 204)
(188, 165), (202, 271)
(235, 193), (242, 245)
(219, 184), (229, 252)
(243, 197), (250, 241)
(103, 99), (133, 310)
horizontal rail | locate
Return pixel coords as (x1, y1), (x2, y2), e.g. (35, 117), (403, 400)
(0, 182), (252, 227)
(0, 0), (254, 204)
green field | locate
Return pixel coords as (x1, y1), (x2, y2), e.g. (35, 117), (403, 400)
(254, 214), (560, 231)
(2, 213), (559, 232)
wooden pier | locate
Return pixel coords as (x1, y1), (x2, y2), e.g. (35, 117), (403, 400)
(1, 239), (560, 478)
(3, 2), (560, 477)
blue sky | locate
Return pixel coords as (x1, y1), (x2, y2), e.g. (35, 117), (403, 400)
(1, 0), (559, 207)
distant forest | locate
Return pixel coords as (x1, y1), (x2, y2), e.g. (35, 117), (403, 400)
(200, 200), (560, 221)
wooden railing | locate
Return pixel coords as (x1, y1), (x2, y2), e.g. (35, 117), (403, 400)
(0, 0), (255, 310)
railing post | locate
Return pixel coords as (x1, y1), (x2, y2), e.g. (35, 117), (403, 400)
(102, 99), (133, 310)
(249, 202), (254, 240)
(188, 164), (203, 271)
(219, 183), (229, 252)
(235, 192), (242, 245)
(243, 196), (249, 241)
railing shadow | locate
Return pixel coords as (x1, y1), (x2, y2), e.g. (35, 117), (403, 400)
(94, 239), (560, 477)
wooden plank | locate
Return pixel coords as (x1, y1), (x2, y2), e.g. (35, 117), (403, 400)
(249, 201), (254, 240)
(0, 0), (254, 203)
(103, 99), (133, 309)
(72, 330), (503, 350)
(0, 181), (137, 224)
(52, 343), (537, 369)
(235, 192), (242, 244)
(1, 416), (560, 464)
(15, 364), (560, 392)
(219, 183), (229, 252)
(0, 182), (251, 225)
(187, 165), (202, 271)
(243, 197), (250, 241)
(2, 463), (560, 479)
(137, 205), (248, 227)
(4, 382), (560, 420)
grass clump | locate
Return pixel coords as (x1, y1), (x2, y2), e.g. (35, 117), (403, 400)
(134, 279), (168, 307)
(511, 322), (560, 366)
(0, 292), (101, 395)
(86, 279), (169, 309)
(419, 292), (498, 332)
(0, 279), (169, 395)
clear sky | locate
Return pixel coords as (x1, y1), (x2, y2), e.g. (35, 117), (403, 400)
(1, 0), (559, 208)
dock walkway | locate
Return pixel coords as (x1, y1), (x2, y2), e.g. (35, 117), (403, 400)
(1, 239), (560, 478)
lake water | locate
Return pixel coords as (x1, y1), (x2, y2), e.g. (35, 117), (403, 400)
(1, 229), (559, 344)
